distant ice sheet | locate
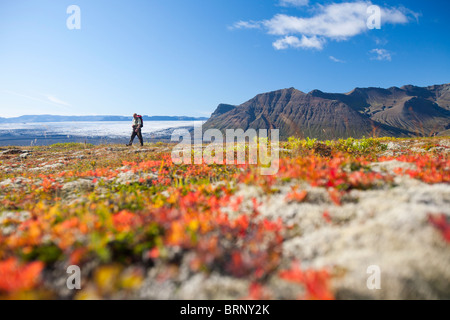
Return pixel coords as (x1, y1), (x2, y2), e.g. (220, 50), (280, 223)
(0, 121), (197, 138)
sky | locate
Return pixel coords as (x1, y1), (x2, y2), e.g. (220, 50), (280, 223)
(0, 0), (449, 118)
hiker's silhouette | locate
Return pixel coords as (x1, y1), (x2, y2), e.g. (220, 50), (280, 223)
(126, 113), (144, 147)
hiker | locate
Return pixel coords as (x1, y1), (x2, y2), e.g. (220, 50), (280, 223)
(126, 113), (144, 147)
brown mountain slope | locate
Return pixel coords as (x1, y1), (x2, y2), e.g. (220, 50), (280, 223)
(203, 84), (450, 140)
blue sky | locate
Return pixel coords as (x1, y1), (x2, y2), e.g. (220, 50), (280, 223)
(0, 0), (449, 118)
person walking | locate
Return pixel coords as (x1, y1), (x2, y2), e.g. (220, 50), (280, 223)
(126, 113), (144, 147)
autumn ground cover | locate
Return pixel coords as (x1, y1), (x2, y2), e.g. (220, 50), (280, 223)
(0, 137), (449, 300)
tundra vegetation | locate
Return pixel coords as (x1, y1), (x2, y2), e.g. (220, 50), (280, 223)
(0, 137), (449, 300)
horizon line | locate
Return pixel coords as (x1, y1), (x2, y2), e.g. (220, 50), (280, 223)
(0, 114), (210, 119)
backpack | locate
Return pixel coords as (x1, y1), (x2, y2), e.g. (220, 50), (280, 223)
(137, 115), (144, 128)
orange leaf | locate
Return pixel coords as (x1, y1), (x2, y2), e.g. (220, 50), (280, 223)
(0, 258), (44, 293)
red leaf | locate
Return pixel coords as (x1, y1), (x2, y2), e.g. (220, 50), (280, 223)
(428, 214), (450, 243)
(0, 258), (44, 293)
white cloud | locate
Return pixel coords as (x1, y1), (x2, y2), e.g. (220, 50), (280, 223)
(273, 35), (324, 50)
(374, 38), (388, 46)
(46, 95), (71, 107)
(279, 0), (309, 7)
(329, 56), (345, 63)
(264, 2), (412, 38)
(370, 48), (392, 61)
(230, 20), (262, 30)
(234, 1), (418, 51)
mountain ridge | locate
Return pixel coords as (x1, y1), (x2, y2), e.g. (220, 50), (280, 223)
(204, 83), (450, 139)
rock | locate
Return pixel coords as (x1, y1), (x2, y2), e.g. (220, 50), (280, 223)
(115, 171), (158, 185)
(62, 179), (94, 193)
(0, 177), (31, 188)
(386, 142), (401, 151)
(128, 149), (153, 154)
(0, 179), (13, 187)
(439, 140), (450, 148)
(177, 274), (250, 300)
(370, 160), (416, 174)
(1, 149), (24, 155)
(0, 211), (31, 235)
(410, 147), (427, 153)
(106, 147), (128, 152)
(429, 146), (450, 154)
(216, 170), (450, 299)
(278, 181), (450, 299)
